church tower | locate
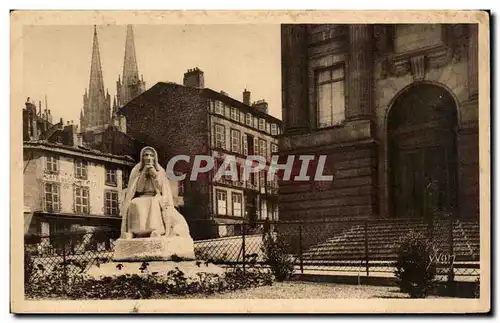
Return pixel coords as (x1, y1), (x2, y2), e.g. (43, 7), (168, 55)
(80, 26), (111, 133)
(116, 25), (146, 108)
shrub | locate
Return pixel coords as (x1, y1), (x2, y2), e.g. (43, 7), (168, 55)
(394, 231), (437, 298)
(50, 228), (87, 254)
(25, 265), (274, 299)
(261, 232), (295, 282)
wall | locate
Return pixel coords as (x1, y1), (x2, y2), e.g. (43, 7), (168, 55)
(23, 148), (130, 217)
(280, 24), (478, 221)
(373, 24), (478, 218)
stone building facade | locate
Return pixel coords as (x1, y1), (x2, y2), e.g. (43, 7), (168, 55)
(120, 69), (282, 238)
(280, 24), (479, 221)
(24, 133), (135, 236)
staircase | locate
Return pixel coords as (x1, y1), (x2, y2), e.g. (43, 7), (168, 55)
(301, 218), (480, 264)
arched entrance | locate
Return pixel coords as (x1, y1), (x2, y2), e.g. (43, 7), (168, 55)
(388, 83), (458, 219)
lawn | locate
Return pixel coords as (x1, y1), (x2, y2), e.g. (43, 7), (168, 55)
(164, 281), (453, 299)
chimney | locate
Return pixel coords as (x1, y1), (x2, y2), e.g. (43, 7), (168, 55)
(63, 123), (79, 147)
(77, 134), (83, 146)
(183, 67), (204, 88)
(243, 89), (251, 106)
(252, 99), (269, 114)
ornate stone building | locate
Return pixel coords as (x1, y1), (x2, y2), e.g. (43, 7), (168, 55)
(115, 25), (146, 109)
(280, 24), (478, 221)
(80, 26), (112, 133)
(80, 25), (145, 135)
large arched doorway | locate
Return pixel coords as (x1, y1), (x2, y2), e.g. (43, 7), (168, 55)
(388, 83), (458, 219)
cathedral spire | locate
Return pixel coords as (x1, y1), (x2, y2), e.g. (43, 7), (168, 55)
(122, 25), (139, 86)
(89, 25), (105, 96)
(81, 25), (111, 133)
(116, 25), (145, 108)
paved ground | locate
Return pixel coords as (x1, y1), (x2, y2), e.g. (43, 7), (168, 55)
(167, 281), (453, 299)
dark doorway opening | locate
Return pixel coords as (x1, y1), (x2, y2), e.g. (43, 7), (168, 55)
(388, 83), (458, 219)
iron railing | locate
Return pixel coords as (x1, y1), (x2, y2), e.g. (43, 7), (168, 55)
(24, 217), (480, 283)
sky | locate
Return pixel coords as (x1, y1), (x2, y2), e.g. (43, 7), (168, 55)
(22, 24), (282, 125)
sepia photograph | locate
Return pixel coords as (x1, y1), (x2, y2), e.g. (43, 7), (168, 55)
(10, 10), (490, 314)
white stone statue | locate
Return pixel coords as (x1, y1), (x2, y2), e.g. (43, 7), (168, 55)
(113, 146), (194, 261)
(120, 146), (190, 239)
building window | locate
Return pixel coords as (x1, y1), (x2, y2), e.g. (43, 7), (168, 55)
(216, 189), (227, 215)
(44, 183), (60, 212)
(230, 107), (238, 121)
(259, 118), (265, 131)
(253, 117), (259, 129)
(271, 123), (277, 135)
(214, 101), (223, 115)
(272, 204), (279, 221)
(246, 113), (252, 126)
(104, 191), (119, 216)
(232, 192), (243, 217)
(252, 171), (259, 187)
(260, 199), (268, 220)
(316, 64), (345, 128)
(271, 143), (278, 154)
(74, 186), (89, 214)
(242, 134), (249, 155)
(231, 129), (241, 153)
(225, 105), (231, 119)
(265, 122), (270, 134)
(260, 170), (267, 189)
(45, 156), (59, 173)
(74, 159), (88, 179)
(122, 168), (129, 189)
(105, 167), (117, 186)
(254, 137), (259, 157)
(239, 111), (245, 124)
(259, 139), (267, 158)
(214, 124), (226, 149)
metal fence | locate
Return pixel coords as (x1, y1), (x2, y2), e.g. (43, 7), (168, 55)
(24, 217), (480, 283)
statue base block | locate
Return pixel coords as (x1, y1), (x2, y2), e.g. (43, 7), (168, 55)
(87, 260), (225, 281)
(112, 236), (195, 262)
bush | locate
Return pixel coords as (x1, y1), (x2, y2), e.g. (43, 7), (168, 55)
(261, 232), (295, 282)
(50, 228), (87, 254)
(394, 231), (437, 298)
(25, 265), (274, 299)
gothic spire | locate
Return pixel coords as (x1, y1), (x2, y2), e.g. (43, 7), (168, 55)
(89, 25), (105, 96)
(82, 25), (111, 132)
(116, 25), (145, 108)
(122, 25), (139, 86)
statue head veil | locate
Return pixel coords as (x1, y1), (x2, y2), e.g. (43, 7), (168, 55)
(138, 146), (162, 172)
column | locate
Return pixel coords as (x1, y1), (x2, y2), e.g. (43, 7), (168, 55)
(347, 25), (374, 119)
(281, 24), (309, 134)
(468, 24), (478, 100)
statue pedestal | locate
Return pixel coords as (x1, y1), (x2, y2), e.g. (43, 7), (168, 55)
(113, 236), (195, 262)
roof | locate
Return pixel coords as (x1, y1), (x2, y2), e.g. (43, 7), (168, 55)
(23, 140), (136, 165)
(120, 81), (283, 124)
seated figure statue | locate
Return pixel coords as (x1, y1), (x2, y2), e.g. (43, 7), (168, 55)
(120, 146), (190, 239)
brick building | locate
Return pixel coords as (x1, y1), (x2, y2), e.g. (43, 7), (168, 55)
(280, 24), (479, 221)
(120, 68), (283, 238)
